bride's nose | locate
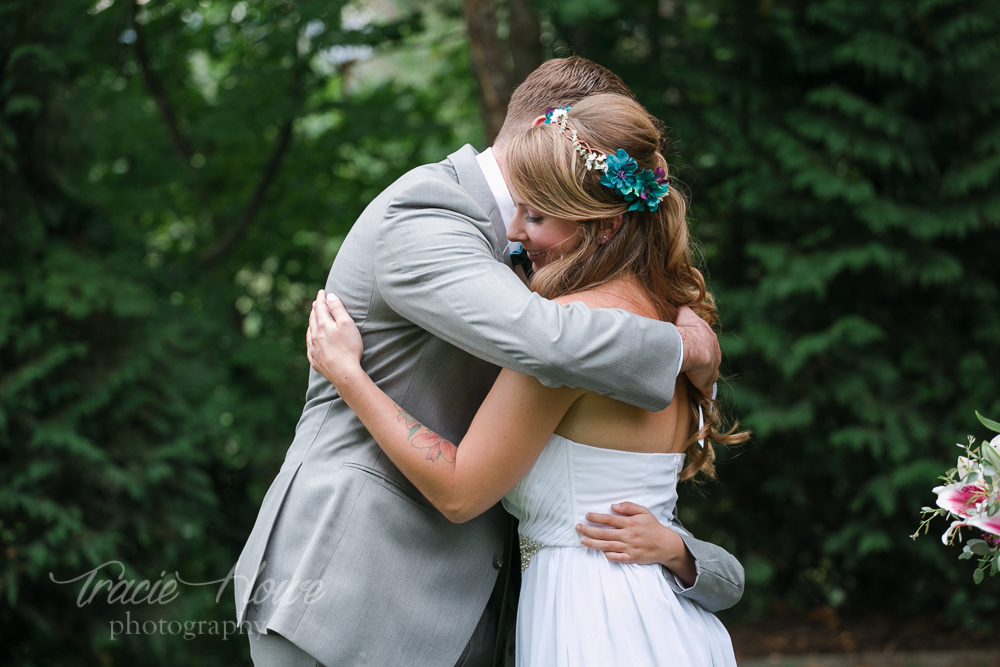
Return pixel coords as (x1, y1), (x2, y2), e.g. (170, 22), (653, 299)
(507, 214), (527, 243)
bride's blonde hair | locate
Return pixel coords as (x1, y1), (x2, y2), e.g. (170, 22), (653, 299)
(506, 94), (749, 481)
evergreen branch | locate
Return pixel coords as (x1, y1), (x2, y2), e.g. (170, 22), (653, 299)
(129, 0), (194, 163)
(198, 30), (305, 267)
(197, 118), (294, 266)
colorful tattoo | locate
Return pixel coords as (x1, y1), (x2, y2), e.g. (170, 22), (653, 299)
(396, 406), (457, 463)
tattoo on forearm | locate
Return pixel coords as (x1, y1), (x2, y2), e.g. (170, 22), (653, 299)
(396, 406), (457, 463)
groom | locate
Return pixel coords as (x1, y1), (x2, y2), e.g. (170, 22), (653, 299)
(235, 56), (743, 667)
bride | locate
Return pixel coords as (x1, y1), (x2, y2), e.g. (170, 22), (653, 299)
(306, 93), (749, 666)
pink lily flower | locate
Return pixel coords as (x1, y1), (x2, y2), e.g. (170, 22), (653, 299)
(934, 481), (1000, 541)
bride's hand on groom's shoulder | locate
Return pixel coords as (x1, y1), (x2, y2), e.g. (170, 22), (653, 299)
(306, 290), (365, 387)
(577, 502), (698, 587)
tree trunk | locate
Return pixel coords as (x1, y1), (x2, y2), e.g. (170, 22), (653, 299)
(508, 0), (543, 87)
(463, 0), (544, 145)
(463, 0), (512, 144)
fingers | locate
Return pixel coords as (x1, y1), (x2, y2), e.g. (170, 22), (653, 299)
(306, 318), (316, 367)
(314, 289), (335, 327)
(577, 522), (638, 562)
(311, 289), (355, 328)
(577, 531), (636, 563)
(584, 513), (629, 529)
(577, 523), (627, 541)
(324, 291), (355, 326)
(309, 298), (319, 333)
(307, 291), (329, 370)
(603, 551), (635, 563)
(585, 502), (651, 527)
(577, 531), (627, 554)
(306, 288), (364, 380)
(578, 502), (662, 565)
(307, 302), (319, 361)
(610, 501), (651, 516)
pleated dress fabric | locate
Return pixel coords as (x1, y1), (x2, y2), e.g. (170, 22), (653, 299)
(502, 434), (737, 667)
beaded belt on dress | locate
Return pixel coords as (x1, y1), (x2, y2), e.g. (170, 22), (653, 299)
(518, 534), (545, 573)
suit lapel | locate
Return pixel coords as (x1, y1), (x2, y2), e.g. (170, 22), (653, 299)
(448, 145), (513, 268)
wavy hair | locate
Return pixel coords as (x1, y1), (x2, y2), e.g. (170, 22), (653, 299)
(506, 94), (749, 481)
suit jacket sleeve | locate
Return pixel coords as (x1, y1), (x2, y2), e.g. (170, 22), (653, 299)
(662, 526), (745, 612)
(374, 177), (682, 412)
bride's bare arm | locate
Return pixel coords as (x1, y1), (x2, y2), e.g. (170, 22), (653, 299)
(307, 291), (582, 523)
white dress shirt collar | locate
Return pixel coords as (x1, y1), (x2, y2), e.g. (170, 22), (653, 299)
(475, 147), (521, 253)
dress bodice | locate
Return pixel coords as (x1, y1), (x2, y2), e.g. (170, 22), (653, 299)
(502, 433), (685, 548)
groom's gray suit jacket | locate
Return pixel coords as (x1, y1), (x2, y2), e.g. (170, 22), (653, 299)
(234, 145), (743, 666)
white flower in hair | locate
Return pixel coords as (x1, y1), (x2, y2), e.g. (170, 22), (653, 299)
(586, 152), (608, 173)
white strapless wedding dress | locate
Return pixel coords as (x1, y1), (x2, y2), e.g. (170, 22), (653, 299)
(502, 433), (737, 667)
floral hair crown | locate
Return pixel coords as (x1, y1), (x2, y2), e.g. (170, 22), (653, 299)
(543, 106), (670, 212)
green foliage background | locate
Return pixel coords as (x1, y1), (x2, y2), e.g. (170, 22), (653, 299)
(1, 0), (998, 663)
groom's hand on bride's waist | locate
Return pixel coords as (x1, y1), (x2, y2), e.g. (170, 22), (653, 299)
(576, 502), (698, 587)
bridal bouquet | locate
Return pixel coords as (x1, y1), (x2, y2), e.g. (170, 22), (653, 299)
(913, 412), (1000, 584)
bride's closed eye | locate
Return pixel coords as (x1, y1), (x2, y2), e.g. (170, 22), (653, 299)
(522, 206), (545, 223)
(514, 202), (543, 223)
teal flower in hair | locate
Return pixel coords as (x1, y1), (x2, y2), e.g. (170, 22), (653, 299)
(600, 149), (639, 195)
(626, 167), (671, 212)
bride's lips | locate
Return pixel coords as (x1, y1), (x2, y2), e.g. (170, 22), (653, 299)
(525, 249), (548, 261)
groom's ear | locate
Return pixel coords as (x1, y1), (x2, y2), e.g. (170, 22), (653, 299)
(531, 115), (546, 127)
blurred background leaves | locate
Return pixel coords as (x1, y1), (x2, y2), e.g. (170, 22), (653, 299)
(1, 0), (998, 663)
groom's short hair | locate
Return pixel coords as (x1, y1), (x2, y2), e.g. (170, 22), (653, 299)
(494, 56), (662, 152)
